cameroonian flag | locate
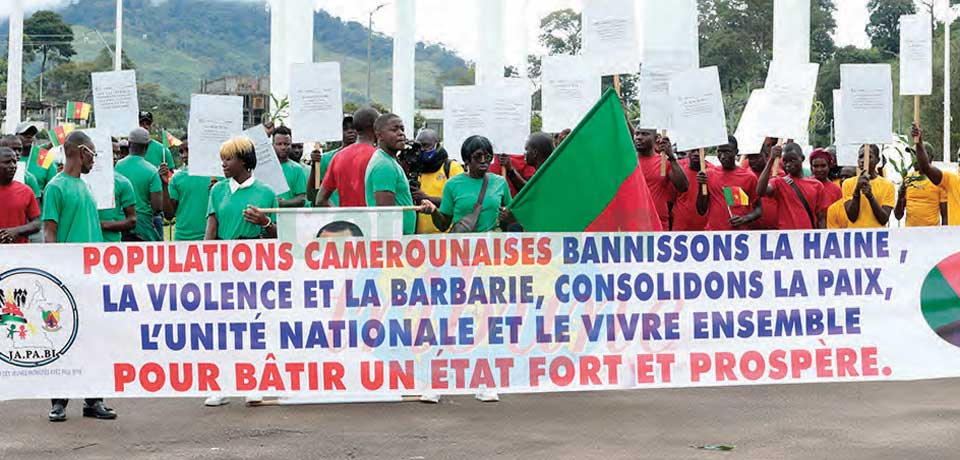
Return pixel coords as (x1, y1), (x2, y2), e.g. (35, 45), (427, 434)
(32, 145), (54, 169)
(66, 101), (91, 120)
(723, 187), (749, 207)
(47, 124), (75, 148)
(921, 253), (960, 341)
(163, 130), (183, 149)
(508, 89), (662, 232)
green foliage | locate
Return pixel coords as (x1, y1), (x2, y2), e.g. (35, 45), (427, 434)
(866, 0), (917, 56)
(539, 9), (581, 56)
(24, 10), (76, 76)
(268, 94), (289, 127)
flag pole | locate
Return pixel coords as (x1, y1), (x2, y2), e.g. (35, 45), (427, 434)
(613, 74), (622, 98)
(313, 147), (323, 190)
(913, 95), (921, 144)
(699, 148), (707, 195)
(114, 0), (123, 71)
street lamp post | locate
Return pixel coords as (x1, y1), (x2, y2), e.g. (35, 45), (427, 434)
(367, 3), (389, 104)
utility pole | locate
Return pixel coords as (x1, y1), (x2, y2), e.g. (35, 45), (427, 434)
(367, 3), (389, 104)
(115, 0), (123, 71)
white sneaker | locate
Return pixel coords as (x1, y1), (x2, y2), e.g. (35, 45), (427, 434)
(475, 390), (500, 402)
(245, 395), (264, 405)
(204, 396), (229, 407)
(419, 393), (441, 404)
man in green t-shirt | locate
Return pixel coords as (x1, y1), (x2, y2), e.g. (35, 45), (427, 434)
(98, 137), (137, 242)
(139, 111), (175, 169)
(15, 122), (58, 190)
(42, 131), (117, 423)
(115, 128), (164, 241)
(365, 114), (420, 235)
(160, 139), (217, 241)
(271, 126), (307, 208)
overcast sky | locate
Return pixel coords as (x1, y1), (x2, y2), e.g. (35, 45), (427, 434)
(0, 0), (904, 65)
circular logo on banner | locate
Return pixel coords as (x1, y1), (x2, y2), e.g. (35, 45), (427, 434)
(0, 269), (79, 368)
(921, 253), (960, 348)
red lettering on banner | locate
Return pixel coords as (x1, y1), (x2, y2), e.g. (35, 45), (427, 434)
(769, 350), (788, 380)
(113, 362), (222, 392)
(83, 247), (100, 274)
(114, 363), (135, 391)
(636, 354), (672, 384)
(386, 241), (404, 268)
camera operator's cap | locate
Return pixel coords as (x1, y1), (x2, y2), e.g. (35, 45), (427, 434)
(342, 114), (354, 127)
(128, 127), (151, 146)
(138, 111), (154, 122)
(14, 121), (38, 136)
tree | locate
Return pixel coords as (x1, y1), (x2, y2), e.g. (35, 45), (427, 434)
(24, 11), (76, 90)
(866, 0), (916, 57)
(539, 9), (581, 56)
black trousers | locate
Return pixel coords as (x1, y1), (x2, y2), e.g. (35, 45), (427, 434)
(51, 398), (102, 407)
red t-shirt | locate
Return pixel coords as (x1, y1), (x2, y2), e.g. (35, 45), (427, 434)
(490, 155), (537, 197)
(744, 165), (780, 230)
(704, 167), (758, 232)
(0, 181), (41, 244)
(638, 154), (674, 230)
(321, 143), (378, 207)
(770, 176), (824, 230)
(672, 159), (710, 232)
(820, 180), (843, 214)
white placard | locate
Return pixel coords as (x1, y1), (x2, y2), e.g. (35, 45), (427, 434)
(289, 62), (344, 143)
(13, 162), (26, 185)
(242, 125), (289, 196)
(669, 67), (729, 152)
(91, 70), (139, 138)
(839, 64), (894, 145)
(773, 0), (810, 64)
(900, 13), (933, 96)
(734, 89), (771, 155)
(640, 0), (699, 69)
(443, 80), (531, 155)
(758, 61), (820, 140)
(639, 68), (674, 131)
(582, 0), (640, 76)
(80, 128), (116, 210)
(541, 55), (601, 133)
(833, 89), (860, 167)
(187, 94), (244, 178)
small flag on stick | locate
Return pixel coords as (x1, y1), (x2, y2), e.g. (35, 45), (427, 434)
(723, 186), (749, 207)
(46, 124), (75, 148)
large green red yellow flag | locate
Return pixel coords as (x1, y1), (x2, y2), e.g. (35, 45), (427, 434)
(65, 101), (91, 120)
(508, 89), (662, 232)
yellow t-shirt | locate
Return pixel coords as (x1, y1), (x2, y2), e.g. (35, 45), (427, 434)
(938, 172), (960, 226)
(904, 174), (947, 227)
(841, 175), (896, 228)
(416, 161), (465, 234)
(826, 200), (850, 229)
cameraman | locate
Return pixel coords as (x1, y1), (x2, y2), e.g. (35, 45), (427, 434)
(404, 129), (463, 234)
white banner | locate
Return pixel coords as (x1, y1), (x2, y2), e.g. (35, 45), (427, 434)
(242, 125), (288, 196)
(581, 0), (640, 76)
(899, 13), (933, 96)
(670, 66), (729, 152)
(91, 70), (139, 138)
(4, 229), (960, 400)
(289, 62), (344, 143)
(839, 64), (894, 145)
(773, 0), (811, 64)
(188, 94), (244, 178)
(80, 128), (116, 210)
(443, 80), (531, 155)
(541, 55), (601, 133)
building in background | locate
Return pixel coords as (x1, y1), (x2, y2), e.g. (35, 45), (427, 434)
(199, 76), (270, 129)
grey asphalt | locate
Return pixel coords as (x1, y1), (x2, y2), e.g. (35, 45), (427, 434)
(1, 380), (958, 460)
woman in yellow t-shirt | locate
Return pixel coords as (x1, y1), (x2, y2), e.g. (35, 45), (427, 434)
(841, 145), (895, 228)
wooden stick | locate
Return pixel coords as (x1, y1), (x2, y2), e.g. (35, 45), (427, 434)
(660, 129), (668, 177)
(863, 144), (871, 178)
(772, 139), (785, 175)
(613, 74), (622, 98)
(699, 148), (707, 195)
(255, 206), (421, 214)
(913, 95), (921, 143)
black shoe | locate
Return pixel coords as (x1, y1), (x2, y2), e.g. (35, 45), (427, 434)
(82, 401), (117, 420)
(48, 403), (67, 422)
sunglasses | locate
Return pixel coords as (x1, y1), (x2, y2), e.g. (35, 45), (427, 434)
(471, 152), (494, 162)
(79, 145), (99, 158)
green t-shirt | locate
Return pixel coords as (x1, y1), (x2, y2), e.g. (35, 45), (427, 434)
(169, 167), (215, 241)
(439, 174), (513, 233)
(23, 171), (41, 199)
(145, 140), (175, 169)
(21, 156), (58, 192)
(41, 174), (103, 243)
(364, 149), (415, 235)
(319, 148), (341, 207)
(207, 179), (278, 240)
(116, 155), (162, 241)
(278, 160), (308, 202)
(97, 175), (137, 242)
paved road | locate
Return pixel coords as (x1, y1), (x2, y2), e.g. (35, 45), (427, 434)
(1, 380), (958, 460)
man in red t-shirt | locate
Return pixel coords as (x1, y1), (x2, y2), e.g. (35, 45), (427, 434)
(673, 149), (712, 232)
(744, 144), (781, 230)
(757, 143), (824, 229)
(696, 136), (761, 231)
(316, 108), (380, 207)
(0, 147), (41, 244)
(492, 132), (555, 197)
(635, 129), (688, 230)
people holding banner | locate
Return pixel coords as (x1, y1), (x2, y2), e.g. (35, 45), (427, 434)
(0, 147), (40, 244)
(139, 111), (175, 169)
(97, 137), (138, 242)
(41, 131), (117, 421)
(909, 124), (960, 226)
(672, 149), (711, 232)
(308, 115), (358, 206)
(115, 128), (164, 241)
(204, 136), (277, 242)
(696, 136), (762, 231)
(365, 114), (418, 235)
(842, 145), (895, 228)
(316, 108), (380, 208)
(271, 126), (307, 208)
(636, 129), (688, 230)
(160, 139), (217, 241)
(408, 128), (464, 234)
(757, 143), (825, 229)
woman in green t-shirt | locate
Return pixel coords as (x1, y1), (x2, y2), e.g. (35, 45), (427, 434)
(205, 137), (278, 240)
(420, 135), (516, 233)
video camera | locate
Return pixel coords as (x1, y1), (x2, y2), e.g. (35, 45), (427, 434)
(399, 141), (425, 188)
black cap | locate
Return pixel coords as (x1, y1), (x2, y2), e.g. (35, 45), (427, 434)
(139, 111), (154, 122)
